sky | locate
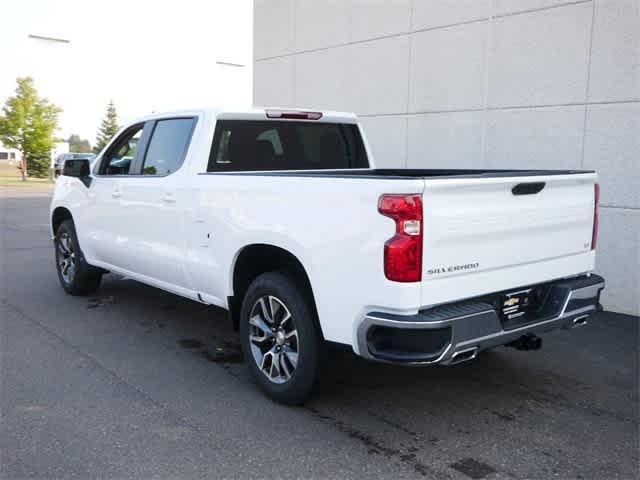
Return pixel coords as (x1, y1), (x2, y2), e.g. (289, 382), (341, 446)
(0, 0), (253, 143)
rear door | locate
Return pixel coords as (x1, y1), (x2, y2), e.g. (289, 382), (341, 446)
(420, 173), (597, 306)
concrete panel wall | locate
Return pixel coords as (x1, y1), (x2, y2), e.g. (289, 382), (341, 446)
(410, 22), (488, 111)
(254, 0), (640, 315)
(487, 3), (592, 107)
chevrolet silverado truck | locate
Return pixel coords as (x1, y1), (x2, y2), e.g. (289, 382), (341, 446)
(51, 107), (605, 404)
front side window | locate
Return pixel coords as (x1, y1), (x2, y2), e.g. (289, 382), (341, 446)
(207, 120), (368, 172)
(98, 124), (143, 175)
(141, 118), (195, 176)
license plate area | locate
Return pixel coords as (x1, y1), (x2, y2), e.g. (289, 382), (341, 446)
(499, 284), (552, 330)
(500, 288), (533, 321)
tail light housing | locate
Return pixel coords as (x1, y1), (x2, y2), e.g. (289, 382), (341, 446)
(591, 183), (600, 250)
(378, 194), (423, 282)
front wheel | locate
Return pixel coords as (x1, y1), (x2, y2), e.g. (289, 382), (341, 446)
(54, 219), (102, 295)
(239, 272), (322, 405)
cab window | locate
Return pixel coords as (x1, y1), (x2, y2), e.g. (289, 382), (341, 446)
(141, 118), (195, 176)
(98, 124), (143, 175)
(207, 120), (368, 172)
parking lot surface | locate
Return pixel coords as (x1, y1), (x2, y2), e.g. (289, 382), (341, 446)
(1, 186), (638, 479)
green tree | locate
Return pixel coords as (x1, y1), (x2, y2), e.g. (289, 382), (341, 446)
(68, 134), (91, 153)
(0, 77), (61, 180)
(93, 100), (119, 154)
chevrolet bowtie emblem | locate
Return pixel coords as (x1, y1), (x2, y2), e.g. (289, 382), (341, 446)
(504, 297), (520, 307)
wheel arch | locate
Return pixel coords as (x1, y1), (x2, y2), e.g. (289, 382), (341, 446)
(229, 243), (322, 338)
(51, 206), (73, 235)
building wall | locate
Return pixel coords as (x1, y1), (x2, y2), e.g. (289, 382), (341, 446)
(254, 0), (639, 315)
(0, 141), (22, 164)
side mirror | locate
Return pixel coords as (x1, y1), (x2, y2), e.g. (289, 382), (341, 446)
(62, 159), (92, 187)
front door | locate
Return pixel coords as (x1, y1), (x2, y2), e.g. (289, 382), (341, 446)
(116, 116), (197, 289)
(86, 123), (144, 267)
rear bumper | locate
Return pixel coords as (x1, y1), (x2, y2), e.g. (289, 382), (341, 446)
(357, 274), (605, 365)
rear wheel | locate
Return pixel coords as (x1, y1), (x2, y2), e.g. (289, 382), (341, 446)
(54, 219), (102, 295)
(239, 272), (321, 404)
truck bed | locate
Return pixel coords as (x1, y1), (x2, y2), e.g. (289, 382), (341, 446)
(199, 166), (598, 313)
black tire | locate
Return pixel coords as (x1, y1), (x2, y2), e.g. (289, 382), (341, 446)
(239, 272), (322, 405)
(54, 219), (102, 295)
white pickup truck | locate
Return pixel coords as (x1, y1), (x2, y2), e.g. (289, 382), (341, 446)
(51, 107), (605, 404)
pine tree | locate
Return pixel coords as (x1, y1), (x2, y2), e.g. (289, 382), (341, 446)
(93, 100), (119, 154)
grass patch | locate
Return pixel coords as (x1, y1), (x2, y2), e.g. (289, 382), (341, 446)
(0, 176), (54, 188)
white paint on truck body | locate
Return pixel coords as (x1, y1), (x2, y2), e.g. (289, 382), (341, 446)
(51, 107), (598, 353)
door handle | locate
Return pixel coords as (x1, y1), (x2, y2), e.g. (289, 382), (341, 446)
(111, 190), (122, 198)
(161, 192), (176, 203)
(512, 182), (545, 195)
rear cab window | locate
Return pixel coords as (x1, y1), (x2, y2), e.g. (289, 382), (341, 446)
(207, 120), (368, 172)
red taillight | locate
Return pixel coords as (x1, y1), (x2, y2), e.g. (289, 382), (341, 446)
(265, 110), (323, 120)
(592, 183), (600, 250)
(378, 194), (423, 282)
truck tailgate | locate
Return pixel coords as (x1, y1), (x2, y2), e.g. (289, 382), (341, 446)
(420, 173), (597, 307)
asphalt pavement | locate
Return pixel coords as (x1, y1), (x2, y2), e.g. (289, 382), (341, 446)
(1, 185), (638, 479)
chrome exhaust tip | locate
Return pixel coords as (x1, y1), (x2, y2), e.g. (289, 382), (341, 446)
(572, 315), (589, 328)
(450, 347), (478, 365)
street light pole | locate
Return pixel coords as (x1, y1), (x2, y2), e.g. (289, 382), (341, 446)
(27, 34), (71, 181)
(27, 34), (70, 44)
(215, 60), (249, 108)
(215, 61), (246, 68)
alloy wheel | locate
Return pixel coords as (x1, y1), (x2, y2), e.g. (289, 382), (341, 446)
(248, 295), (299, 384)
(57, 232), (76, 284)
